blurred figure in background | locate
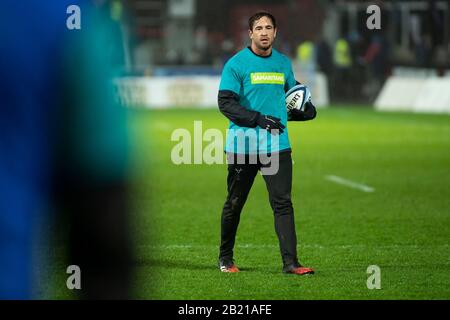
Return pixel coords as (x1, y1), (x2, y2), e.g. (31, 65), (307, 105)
(316, 36), (333, 77)
(220, 39), (236, 66)
(55, 0), (133, 299)
(362, 30), (390, 101)
(410, 13), (428, 67)
(295, 40), (316, 85)
(0, 0), (133, 299)
(333, 37), (353, 101)
(0, 0), (69, 300)
(296, 40), (316, 73)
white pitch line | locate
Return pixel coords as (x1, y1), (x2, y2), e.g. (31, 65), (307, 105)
(325, 175), (375, 193)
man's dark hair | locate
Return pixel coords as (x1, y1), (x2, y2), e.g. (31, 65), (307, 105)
(248, 12), (277, 31)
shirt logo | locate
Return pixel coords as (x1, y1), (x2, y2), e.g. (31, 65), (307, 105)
(250, 72), (285, 85)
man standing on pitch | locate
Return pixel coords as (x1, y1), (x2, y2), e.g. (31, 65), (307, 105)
(217, 12), (316, 275)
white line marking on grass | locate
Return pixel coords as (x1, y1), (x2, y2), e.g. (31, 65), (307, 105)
(325, 175), (375, 193)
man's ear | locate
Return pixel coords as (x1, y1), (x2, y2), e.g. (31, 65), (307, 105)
(248, 29), (253, 39)
(274, 28), (277, 38)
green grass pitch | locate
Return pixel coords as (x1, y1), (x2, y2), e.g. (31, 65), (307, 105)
(128, 105), (450, 300)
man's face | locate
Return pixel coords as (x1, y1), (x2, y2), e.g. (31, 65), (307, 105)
(249, 16), (277, 51)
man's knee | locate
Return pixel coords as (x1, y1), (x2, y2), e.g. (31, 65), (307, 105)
(223, 195), (245, 216)
(271, 193), (293, 215)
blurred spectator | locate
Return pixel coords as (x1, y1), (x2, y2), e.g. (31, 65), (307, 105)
(55, 0), (133, 300)
(194, 25), (211, 64)
(220, 39), (236, 66)
(333, 37), (353, 100)
(296, 40), (317, 72)
(167, 49), (184, 65)
(334, 38), (352, 70)
(410, 14), (429, 67)
(0, 0), (68, 300)
(295, 40), (317, 88)
(362, 30), (390, 101)
(0, 0), (134, 299)
(316, 37), (333, 76)
(426, 0), (444, 66)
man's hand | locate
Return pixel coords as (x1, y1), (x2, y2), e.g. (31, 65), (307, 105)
(288, 101), (317, 121)
(256, 114), (285, 134)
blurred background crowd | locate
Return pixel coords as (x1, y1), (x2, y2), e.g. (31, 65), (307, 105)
(111, 0), (449, 103)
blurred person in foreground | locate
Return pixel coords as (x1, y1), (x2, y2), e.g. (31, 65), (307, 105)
(0, 0), (132, 299)
(217, 12), (316, 275)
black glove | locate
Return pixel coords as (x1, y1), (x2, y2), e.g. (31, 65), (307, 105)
(288, 101), (317, 121)
(256, 114), (285, 134)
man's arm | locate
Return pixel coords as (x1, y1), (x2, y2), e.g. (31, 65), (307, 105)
(218, 90), (285, 133)
(218, 90), (260, 127)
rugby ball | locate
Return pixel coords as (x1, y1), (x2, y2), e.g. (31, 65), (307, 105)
(285, 84), (311, 112)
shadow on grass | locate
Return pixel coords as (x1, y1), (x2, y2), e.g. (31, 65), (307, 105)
(134, 257), (283, 274)
(135, 257), (214, 271)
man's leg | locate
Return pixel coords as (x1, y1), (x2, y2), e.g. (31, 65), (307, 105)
(262, 152), (299, 267)
(219, 153), (259, 263)
(262, 152), (314, 274)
